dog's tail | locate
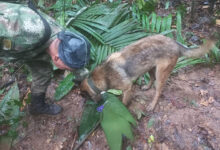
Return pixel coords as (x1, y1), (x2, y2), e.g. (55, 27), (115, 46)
(180, 39), (216, 58)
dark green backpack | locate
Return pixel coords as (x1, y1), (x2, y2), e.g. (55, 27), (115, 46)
(0, 1), (52, 61)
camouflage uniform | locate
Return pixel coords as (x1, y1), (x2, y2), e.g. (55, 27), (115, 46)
(0, 2), (62, 94)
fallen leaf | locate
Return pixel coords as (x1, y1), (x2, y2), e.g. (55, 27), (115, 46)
(200, 98), (209, 106)
(170, 99), (186, 109)
(208, 97), (215, 104)
(20, 88), (31, 111)
(148, 135), (155, 143)
(194, 84), (199, 87)
(200, 89), (208, 96)
(208, 71), (215, 76)
(155, 143), (169, 150)
(202, 6), (209, 9)
(46, 139), (51, 144)
(216, 19), (220, 26)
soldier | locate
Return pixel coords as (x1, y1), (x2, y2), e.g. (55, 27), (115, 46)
(0, 1), (91, 115)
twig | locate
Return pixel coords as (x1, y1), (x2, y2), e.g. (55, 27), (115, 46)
(70, 130), (78, 150)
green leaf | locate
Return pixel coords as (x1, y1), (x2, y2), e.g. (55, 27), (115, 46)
(126, 145), (132, 150)
(156, 16), (162, 33)
(174, 57), (205, 72)
(165, 1), (170, 9)
(54, 73), (75, 101)
(26, 72), (32, 82)
(145, 15), (150, 31)
(107, 89), (123, 95)
(102, 20), (138, 42)
(37, 0), (45, 9)
(78, 100), (100, 141)
(160, 29), (176, 36)
(166, 14), (173, 38)
(101, 110), (132, 150)
(142, 15), (146, 28)
(102, 93), (136, 126)
(64, 2), (147, 71)
(101, 92), (136, 150)
(0, 88), (5, 95)
(143, 73), (150, 85)
(73, 19), (109, 31)
(150, 12), (157, 32)
(161, 17), (167, 32)
(147, 117), (155, 128)
(148, 134), (155, 144)
(176, 11), (185, 44)
(72, 22), (105, 44)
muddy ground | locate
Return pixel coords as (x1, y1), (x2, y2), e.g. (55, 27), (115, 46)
(1, 0), (220, 150)
(8, 64), (219, 150)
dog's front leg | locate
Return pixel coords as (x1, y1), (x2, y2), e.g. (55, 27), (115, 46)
(122, 86), (132, 105)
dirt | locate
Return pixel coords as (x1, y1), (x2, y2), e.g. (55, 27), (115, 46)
(129, 65), (220, 150)
(5, 64), (218, 150)
(1, 1), (220, 150)
(11, 80), (86, 150)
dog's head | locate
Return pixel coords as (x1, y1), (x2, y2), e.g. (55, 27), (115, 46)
(80, 78), (102, 102)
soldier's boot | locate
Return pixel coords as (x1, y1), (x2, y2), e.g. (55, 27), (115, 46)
(29, 93), (63, 115)
(74, 68), (89, 82)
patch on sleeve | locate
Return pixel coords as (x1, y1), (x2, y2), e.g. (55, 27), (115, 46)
(2, 38), (12, 50)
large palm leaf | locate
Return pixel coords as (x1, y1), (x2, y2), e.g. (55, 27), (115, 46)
(49, 0), (148, 69)
(64, 2), (148, 69)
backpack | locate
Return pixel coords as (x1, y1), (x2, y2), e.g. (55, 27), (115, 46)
(0, 1), (52, 61)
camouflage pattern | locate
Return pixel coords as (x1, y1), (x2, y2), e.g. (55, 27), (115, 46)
(0, 2), (62, 61)
(0, 2), (62, 94)
(0, 2), (45, 52)
(24, 53), (52, 94)
(0, 2), (89, 95)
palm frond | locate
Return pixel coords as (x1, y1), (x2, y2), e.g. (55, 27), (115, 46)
(90, 45), (116, 70)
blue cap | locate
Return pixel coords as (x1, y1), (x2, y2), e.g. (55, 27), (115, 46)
(57, 31), (91, 69)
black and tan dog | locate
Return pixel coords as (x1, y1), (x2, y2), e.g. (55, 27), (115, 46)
(80, 34), (215, 111)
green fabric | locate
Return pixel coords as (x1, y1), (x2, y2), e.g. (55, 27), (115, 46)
(0, 2), (62, 94)
(25, 53), (53, 94)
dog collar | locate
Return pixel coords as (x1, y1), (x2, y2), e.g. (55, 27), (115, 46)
(87, 77), (102, 94)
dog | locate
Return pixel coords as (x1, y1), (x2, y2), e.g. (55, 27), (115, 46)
(80, 34), (215, 111)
